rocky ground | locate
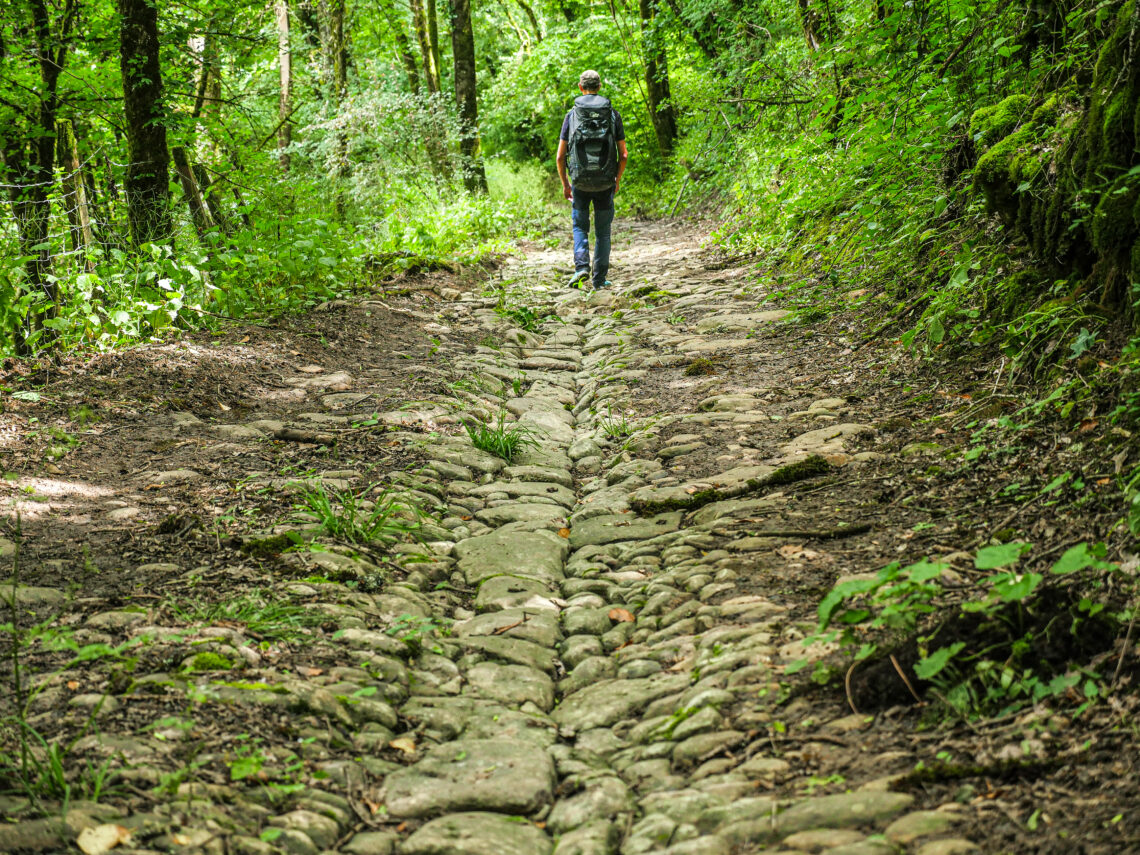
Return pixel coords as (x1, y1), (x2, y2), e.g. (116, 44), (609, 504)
(0, 221), (1136, 855)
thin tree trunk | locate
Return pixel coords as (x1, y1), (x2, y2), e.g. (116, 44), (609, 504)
(450, 0), (488, 192)
(516, 0), (543, 42)
(377, 0), (420, 93)
(639, 0), (677, 157)
(410, 0), (440, 93)
(171, 147), (215, 240)
(119, 0), (173, 247)
(796, 0), (823, 50)
(321, 0), (350, 217)
(276, 0), (293, 170)
(193, 163), (233, 234)
(57, 121), (96, 270)
(426, 0), (442, 89)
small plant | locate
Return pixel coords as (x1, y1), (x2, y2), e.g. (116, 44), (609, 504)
(463, 410), (538, 461)
(385, 613), (451, 653)
(666, 313), (685, 325)
(809, 542), (1125, 718)
(295, 484), (422, 546)
(599, 406), (634, 439)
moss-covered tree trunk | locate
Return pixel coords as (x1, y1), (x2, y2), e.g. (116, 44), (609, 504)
(451, 0), (488, 193)
(119, 0), (173, 247)
(411, 0), (441, 93)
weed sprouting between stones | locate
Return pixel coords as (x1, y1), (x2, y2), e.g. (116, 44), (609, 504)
(464, 410), (538, 461)
(168, 590), (325, 642)
(295, 484), (423, 546)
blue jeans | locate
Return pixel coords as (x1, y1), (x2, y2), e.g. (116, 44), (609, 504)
(572, 188), (615, 287)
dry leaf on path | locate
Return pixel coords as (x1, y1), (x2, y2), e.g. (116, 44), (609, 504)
(298, 365), (324, 373)
(608, 608), (635, 623)
(558, 528), (571, 538)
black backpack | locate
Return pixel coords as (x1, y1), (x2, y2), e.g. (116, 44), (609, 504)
(566, 95), (618, 192)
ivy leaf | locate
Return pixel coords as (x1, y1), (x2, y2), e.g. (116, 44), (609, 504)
(913, 642), (965, 679)
(975, 542), (1031, 569)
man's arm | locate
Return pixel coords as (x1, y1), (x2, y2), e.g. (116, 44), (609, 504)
(615, 140), (628, 194)
(556, 139), (572, 200)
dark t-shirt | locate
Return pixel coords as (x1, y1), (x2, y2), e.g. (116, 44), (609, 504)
(560, 95), (625, 142)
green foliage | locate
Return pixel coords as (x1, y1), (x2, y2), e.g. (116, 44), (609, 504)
(814, 543), (1126, 718)
(170, 590), (324, 642)
(463, 409), (539, 461)
(295, 485), (423, 546)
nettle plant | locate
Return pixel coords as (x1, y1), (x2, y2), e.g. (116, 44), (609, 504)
(812, 541), (1126, 718)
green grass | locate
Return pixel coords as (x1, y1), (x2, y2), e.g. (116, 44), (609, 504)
(464, 410), (538, 461)
(296, 484), (423, 546)
(169, 590), (325, 642)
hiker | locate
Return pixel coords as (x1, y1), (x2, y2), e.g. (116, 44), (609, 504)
(556, 69), (628, 289)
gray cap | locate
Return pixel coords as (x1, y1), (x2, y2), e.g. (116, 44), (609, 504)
(579, 69), (601, 89)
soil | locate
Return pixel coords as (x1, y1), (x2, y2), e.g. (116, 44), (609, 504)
(0, 219), (1137, 854)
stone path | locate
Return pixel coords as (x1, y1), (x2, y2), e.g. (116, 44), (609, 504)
(1, 222), (981, 854)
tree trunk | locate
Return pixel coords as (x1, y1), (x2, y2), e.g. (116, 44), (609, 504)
(57, 121), (96, 270)
(450, 0), (488, 192)
(321, 0), (350, 216)
(410, 0), (440, 93)
(377, 0), (420, 93)
(796, 0), (823, 50)
(276, 0), (293, 170)
(194, 163), (232, 234)
(516, 0), (543, 42)
(119, 0), (173, 247)
(426, 0), (442, 89)
(639, 0), (677, 157)
(171, 147), (215, 241)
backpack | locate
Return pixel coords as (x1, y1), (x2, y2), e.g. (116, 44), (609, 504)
(566, 95), (618, 192)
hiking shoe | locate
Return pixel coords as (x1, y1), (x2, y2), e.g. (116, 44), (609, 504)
(594, 280), (614, 290)
(567, 269), (590, 288)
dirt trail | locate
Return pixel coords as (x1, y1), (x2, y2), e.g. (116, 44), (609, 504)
(0, 220), (1135, 854)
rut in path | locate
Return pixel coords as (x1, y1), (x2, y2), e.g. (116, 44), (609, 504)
(2, 220), (985, 855)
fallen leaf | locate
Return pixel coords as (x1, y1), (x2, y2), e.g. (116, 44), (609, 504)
(298, 365), (324, 373)
(685, 486), (698, 494)
(302, 667), (323, 677)
(1079, 418), (1099, 433)
(77, 825), (132, 855)
(608, 608), (635, 623)
(460, 515), (472, 521)
(396, 822), (408, 832)
(67, 680), (79, 690)
(557, 528), (571, 538)
(363, 796), (382, 814)
(239, 335), (250, 343)
(144, 484), (164, 491)
(933, 428), (947, 436)
(389, 736), (417, 755)
(1097, 478), (1111, 486)
(535, 822), (546, 830)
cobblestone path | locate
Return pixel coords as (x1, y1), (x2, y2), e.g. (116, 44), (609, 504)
(1, 222), (980, 855)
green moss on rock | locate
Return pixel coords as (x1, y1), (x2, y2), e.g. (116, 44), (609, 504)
(189, 652), (235, 672)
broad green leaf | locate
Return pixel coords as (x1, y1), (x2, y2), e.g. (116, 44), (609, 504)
(1051, 543), (1110, 574)
(818, 577), (882, 629)
(913, 642), (965, 679)
(905, 560), (947, 583)
(992, 571), (1042, 601)
(975, 542), (1031, 569)
(927, 316), (945, 343)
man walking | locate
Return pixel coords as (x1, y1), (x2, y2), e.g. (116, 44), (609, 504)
(556, 70), (628, 289)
